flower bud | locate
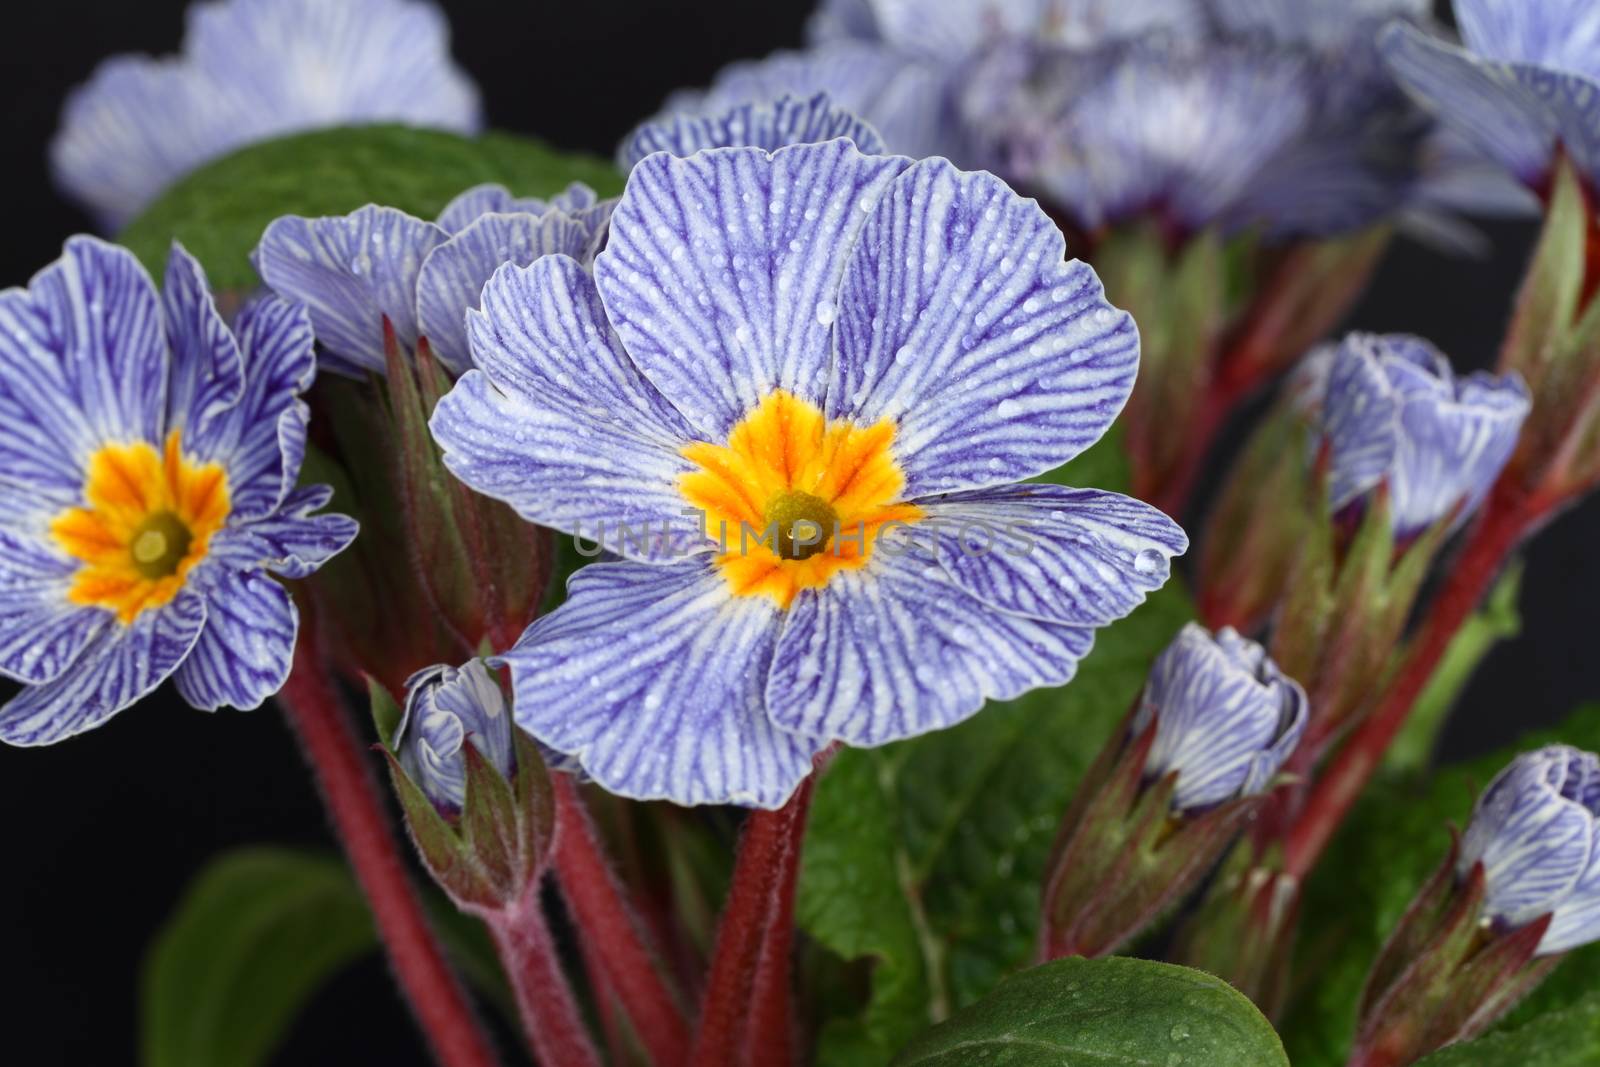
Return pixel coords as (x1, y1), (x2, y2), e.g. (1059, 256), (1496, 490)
(1039, 625), (1304, 960)
(376, 665), (553, 912)
(1320, 333), (1529, 539)
(1349, 746), (1600, 1067)
(1133, 625), (1309, 813)
(1461, 745), (1600, 956)
(395, 660), (516, 816)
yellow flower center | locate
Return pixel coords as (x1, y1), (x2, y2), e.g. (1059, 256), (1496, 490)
(51, 430), (231, 624)
(679, 391), (922, 608)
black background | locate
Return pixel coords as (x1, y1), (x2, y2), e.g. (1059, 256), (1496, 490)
(1, 2), (1594, 1064)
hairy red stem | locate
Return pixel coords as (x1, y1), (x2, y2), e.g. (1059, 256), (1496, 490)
(690, 779), (817, 1067)
(486, 896), (603, 1067)
(278, 637), (500, 1067)
(551, 775), (691, 1066)
(1284, 487), (1547, 880)
(742, 792), (809, 1067)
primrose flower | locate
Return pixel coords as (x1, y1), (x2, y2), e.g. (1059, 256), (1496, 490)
(0, 238), (357, 745)
(431, 141), (1187, 808)
(620, 93), (884, 171)
(52, 0), (481, 227)
(1382, 0), (1600, 192)
(256, 182), (608, 377)
(1460, 746), (1600, 955)
(1318, 333), (1530, 537)
(395, 660), (516, 815)
(1132, 624), (1308, 813)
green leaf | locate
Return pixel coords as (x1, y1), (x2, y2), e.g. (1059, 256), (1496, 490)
(891, 956), (1289, 1067)
(1416, 990), (1600, 1067)
(140, 847), (378, 1067)
(1282, 703), (1600, 1067)
(119, 124), (622, 289)
(799, 577), (1193, 1064)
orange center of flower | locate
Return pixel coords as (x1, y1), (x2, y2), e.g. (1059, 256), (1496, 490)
(679, 391), (922, 608)
(51, 431), (230, 624)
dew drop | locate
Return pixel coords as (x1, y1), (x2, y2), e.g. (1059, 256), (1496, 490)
(1134, 548), (1164, 575)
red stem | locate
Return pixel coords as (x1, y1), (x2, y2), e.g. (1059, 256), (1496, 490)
(551, 774), (692, 1066)
(1283, 486), (1547, 880)
(742, 794), (808, 1067)
(690, 778), (818, 1067)
(485, 896), (603, 1067)
(278, 637), (500, 1067)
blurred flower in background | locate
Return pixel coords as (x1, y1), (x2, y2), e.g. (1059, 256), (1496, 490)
(52, 0), (482, 227)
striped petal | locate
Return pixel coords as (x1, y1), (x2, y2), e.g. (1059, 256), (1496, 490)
(765, 546), (1095, 746)
(914, 485), (1186, 626)
(596, 142), (910, 440)
(1463, 746), (1600, 926)
(497, 558), (820, 809)
(618, 92), (885, 170)
(1381, 22), (1569, 188)
(175, 569), (296, 710)
(0, 590), (207, 746)
(209, 485), (359, 579)
(1457, 0), (1600, 78)
(255, 206), (447, 375)
(1323, 335), (1402, 511)
(436, 183), (550, 234)
(162, 244), (245, 451)
(416, 211), (593, 374)
(431, 256), (702, 561)
(1542, 822), (1600, 955)
(185, 0), (482, 134)
(49, 56), (241, 228)
(195, 296), (317, 521)
(0, 528), (110, 685)
(668, 40), (953, 159)
(830, 158), (1138, 495)
(0, 237), (166, 507)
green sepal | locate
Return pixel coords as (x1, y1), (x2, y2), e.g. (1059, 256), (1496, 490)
(366, 675), (403, 754)
(1501, 158), (1588, 386)
(381, 747), (501, 911)
(1169, 854), (1302, 1017)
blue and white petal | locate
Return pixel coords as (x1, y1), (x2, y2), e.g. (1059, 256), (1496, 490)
(873, 0), (1206, 56)
(914, 485), (1186, 626)
(1132, 625), (1308, 812)
(0, 529), (110, 685)
(185, 0), (480, 133)
(765, 546), (1095, 746)
(1210, 0), (1428, 49)
(162, 244), (245, 450)
(1542, 822), (1600, 955)
(831, 158), (1138, 495)
(435, 183), (552, 235)
(0, 590), (208, 746)
(1322, 335), (1403, 512)
(618, 93), (884, 170)
(1456, 0), (1600, 78)
(255, 206), (448, 375)
(431, 256), (704, 561)
(1380, 23), (1579, 189)
(50, 56), (242, 228)
(498, 559), (821, 809)
(396, 659), (515, 812)
(0, 237), (167, 498)
(596, 142), (910, 440)
(669, 41), (953, 160)
(174, 569), (296, 710)
(1462, 746), (1600, 926)
(196, 295), (317, 522)
(1390, 368), (1530, 535)
(416, 211), (593, 374)
(209, 485), (360, 579)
